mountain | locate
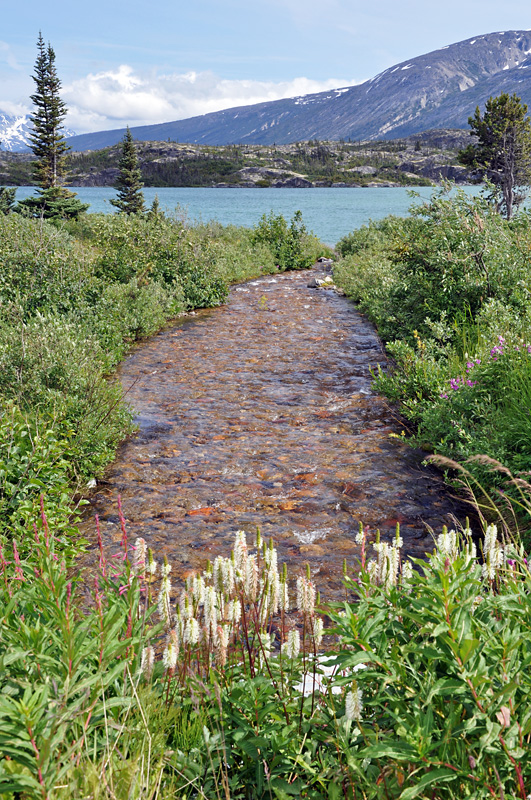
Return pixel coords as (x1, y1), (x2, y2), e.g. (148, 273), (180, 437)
(0, 114), (35, 151)
(63, 30), (531, 151)
(0, 114), (76, 152)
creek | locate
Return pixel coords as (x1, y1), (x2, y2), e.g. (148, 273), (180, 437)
(81, 268), (466, 601)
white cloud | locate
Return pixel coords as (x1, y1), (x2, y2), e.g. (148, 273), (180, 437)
(0, 41), (21, 71)
(63, 66), (358, 133)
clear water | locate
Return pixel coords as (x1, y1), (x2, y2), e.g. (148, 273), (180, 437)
(14, 185), (480, 246)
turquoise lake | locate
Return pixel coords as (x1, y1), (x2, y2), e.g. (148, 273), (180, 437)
(14, 185), (480, 245)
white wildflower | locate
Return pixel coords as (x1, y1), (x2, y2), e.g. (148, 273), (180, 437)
(204, 585), (218, 634)
(192, 575), (205, 605)
(345, 683), (363, 721)
(296, 576), (315, 616)
(132, 537), (147, 576)
(227, 599), (241, 626)
(401, 560), (413, 585)
(282, 629), (300, 659)
(244, 554), (258, 600)
(279, 579), (290, 611)
(185, 617), (200, 645)
(146, 549), (157, 577)
(158, 571), (172, 630)
(162, 629), (179, 670)
(234, 530), (248, 572)
(436, 528), (459, 562)
(140, 645), (155, 680)
(313, 617), (324, 648)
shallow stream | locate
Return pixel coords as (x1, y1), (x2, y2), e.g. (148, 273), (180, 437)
(81, 268), (466, 600)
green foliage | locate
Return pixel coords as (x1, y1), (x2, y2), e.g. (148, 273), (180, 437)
(251, 210), (318, 271)
(15, 186), (89, 220)
(0, 187), (16, 215)
(110, 127), (146, 214)
(3, 516), (529, 799)
(459, 93), (531, 218)
(330, 525), (531, 800)
(0, 519), (158, 798)
(334, 189), (531, 504)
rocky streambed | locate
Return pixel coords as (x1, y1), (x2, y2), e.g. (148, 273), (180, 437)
(81, 267), (466, 601)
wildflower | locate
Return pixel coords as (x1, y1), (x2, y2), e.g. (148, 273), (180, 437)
(466, 379), (477, 387)
(279, 576), (290, 611)
(227, 598), (241, 625)
(482, 524), (505, 580)
(191, 574), (205, 605)
(345, 682), (363, 720)
(439, 392), (449, 399)
(162, 629), (179, 670)
(215, 624), (229, 666)
(296, 575), (316, 616)
(233, 530), (248, 572)
(244, 554), (258, 600)
(146, 548), (157, 577)
(204, 585), (218, 634)
(313, 617), (324, 648)
(185, 617), (200, 645)
(401, 560), (413, 585)
(282, 629), (301, 659)
(436, 527), (459, 562)
(132, 537), (147, 576)
(140, 646), (155, 680)
(158, 558), (172, 629)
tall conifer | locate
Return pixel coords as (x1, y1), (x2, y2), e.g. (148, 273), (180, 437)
(110, 127), (145, 214)
(17, 33), (88, 218)
(29, 32), (69, 189)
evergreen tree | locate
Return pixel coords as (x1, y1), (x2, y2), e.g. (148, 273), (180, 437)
(459, 93), (531, 219)
(110, 127), (145, 214)
(0, 187), (16, 215)
(17, 33), (88, 219)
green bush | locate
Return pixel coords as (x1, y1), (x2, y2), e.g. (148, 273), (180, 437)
(334, 188), (531, 506)
(251, 210), (320, 271)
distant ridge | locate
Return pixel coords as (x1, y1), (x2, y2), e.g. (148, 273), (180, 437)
(3, 30), (531, 152)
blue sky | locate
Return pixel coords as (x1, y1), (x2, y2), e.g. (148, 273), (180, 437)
(1, 0), (530, 133)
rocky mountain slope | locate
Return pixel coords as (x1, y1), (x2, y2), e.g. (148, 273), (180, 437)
(0, 130), (474, 188)
(62, 29), (531, 150)
(0, 114), (75, 152)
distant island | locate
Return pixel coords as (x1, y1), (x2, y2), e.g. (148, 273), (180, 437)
(0, 129), (475, 189)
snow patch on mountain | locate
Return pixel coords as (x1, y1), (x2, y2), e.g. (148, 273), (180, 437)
(0, 113), (76, 152)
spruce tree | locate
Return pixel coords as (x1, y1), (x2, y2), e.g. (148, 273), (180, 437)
(17, 33), (88, 219)
(459, 93), (531, 219)
(110, 127), (145, 214)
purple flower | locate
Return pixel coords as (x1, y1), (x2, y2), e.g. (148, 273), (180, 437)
(466, 361), (475, 371)
(466, 380), (477, 387)
(440, 392), (449, 399)
(475, 359), (481, 365)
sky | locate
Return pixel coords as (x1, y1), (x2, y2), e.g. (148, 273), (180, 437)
(1, 1), (530, 134)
